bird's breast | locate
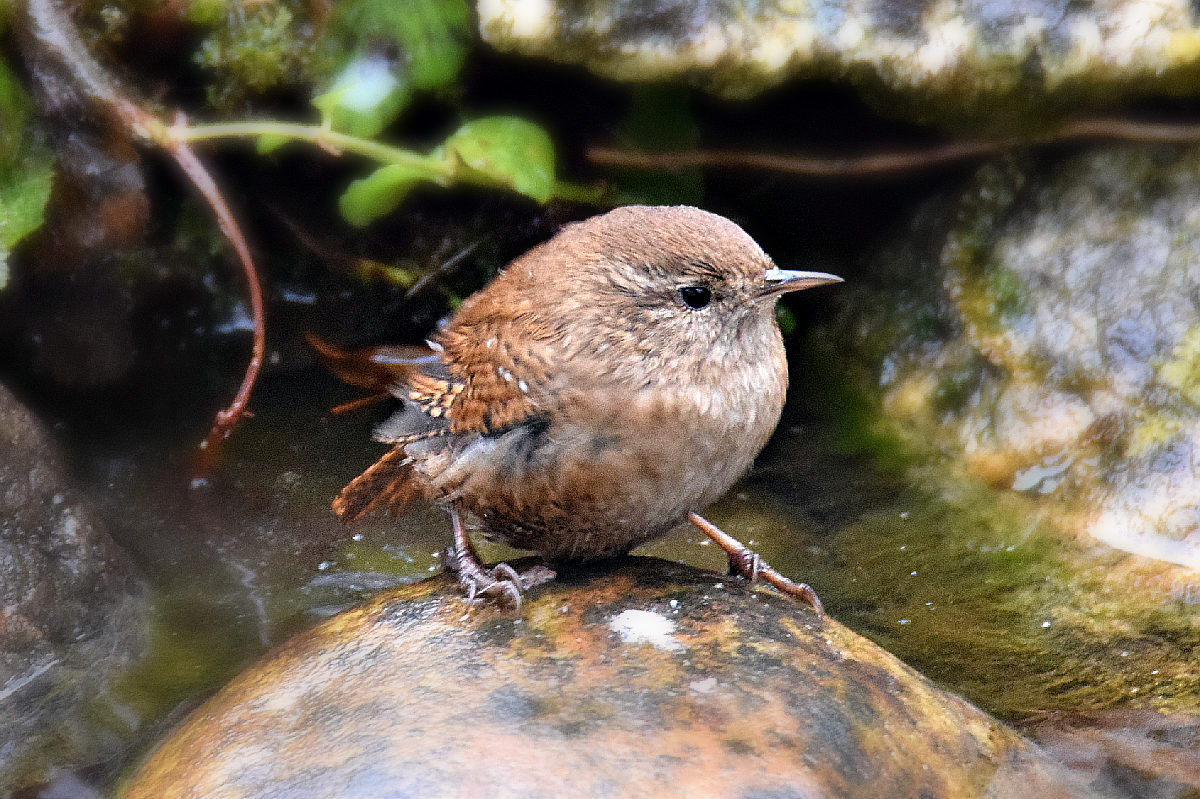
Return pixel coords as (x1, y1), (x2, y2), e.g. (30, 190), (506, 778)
(411, 346), (788, 560)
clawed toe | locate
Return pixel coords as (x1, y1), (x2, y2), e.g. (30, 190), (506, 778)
(728, 550), (761, 582)
(491, 562), (523, 586)
(449, 557), (523, 608)
(690, 512), (824, 616)
(444, 539), (556, 611)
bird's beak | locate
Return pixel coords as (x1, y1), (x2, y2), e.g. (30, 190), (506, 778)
(759, 268), (843, 298)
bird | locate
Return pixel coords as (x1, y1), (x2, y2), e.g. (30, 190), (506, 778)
(326, 205), (841, 613)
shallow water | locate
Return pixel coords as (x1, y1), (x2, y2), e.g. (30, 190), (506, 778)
(47, 365), (1200, 796)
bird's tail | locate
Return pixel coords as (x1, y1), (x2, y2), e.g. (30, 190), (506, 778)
(332, 445), (424, 522)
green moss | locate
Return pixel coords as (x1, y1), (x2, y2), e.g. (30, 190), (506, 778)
(192, 2), (327, 109)
(1157, 325), (1200, 408)
(984, 265), (1030, 319)
(798, 462), (1200, 720)
(1122, 325), (1200, 456)
(107, 591), (263, 722)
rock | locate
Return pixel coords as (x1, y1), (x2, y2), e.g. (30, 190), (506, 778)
(823, 146), (1200, 571)
(0, 382), (145, 794)
(120, 558), (1083, 799)
(1024, 709), (1200, 799)
(478, 0), (1200, 124)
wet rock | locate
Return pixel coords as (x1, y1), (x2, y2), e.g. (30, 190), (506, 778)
(822, 146), (1200, 571)
(1024, 709), (1200, 799)
(478, 0), (1200, 124)
(0, 382), (146, 794)
(121, 558), (1084, 799)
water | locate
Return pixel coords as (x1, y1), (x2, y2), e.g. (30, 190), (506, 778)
(34, 365), (1200, 796)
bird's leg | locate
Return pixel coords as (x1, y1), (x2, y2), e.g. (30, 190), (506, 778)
(445, 505), (555, 610)
(688, 512), (824, 616)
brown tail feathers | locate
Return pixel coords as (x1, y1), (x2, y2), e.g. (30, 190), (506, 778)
(305, 333), (439, 395)
(332, 446), (424, 521)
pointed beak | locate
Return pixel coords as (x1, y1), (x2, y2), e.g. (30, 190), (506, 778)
(759, 268), (843, 298)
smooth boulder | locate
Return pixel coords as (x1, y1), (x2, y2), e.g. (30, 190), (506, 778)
(0, 382), (145, 793)
(122, 558), (1082, 798)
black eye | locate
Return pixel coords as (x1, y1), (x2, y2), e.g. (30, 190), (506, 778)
(679, 285), (712, 309)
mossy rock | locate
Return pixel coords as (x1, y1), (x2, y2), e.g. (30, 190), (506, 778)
(120, 558), (1082, 798)
(479, 0), (1200, 126)
(822, 147), (1200, 567)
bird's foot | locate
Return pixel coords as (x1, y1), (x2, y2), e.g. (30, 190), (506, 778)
(688, 512), (824, 616)
(445, 546), (556, 611)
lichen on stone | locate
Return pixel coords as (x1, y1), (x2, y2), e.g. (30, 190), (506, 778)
(478, 0), (1200, 124)
(824, 145), (1200, 567)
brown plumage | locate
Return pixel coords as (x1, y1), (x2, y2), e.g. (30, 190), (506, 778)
(330, 205), (841, 610)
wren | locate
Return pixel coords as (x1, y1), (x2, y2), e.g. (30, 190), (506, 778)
(332, 205), (841, 612)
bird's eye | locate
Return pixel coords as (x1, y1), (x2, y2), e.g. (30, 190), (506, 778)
(679, 285), (712, 309)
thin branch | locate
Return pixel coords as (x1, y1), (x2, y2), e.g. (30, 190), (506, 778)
(588, 118), (1200, 178)
(158, 111), (267, 478)
(405, 240), (481, 300)
(123, 105), (268, 480)
(588, 139), (1015, 177)
(181, 120), (604, 203)
(1053, 117), (1200, 142)
(179, 120), (451, 180)
(21, 0), (266, 481)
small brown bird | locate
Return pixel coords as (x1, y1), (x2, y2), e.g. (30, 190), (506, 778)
(330, 205), (841, 612)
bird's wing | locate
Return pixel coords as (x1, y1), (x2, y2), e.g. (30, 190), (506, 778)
(325, 317), (552, 521)
(434, 317), (552, 436)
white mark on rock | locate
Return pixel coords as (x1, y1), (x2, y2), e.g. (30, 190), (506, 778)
(608, 609), (684, 652)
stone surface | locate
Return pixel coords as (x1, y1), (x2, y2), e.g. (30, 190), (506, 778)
(121, 558), (1084, 799)
(0, 382), (146, 794)
(1024, 709), (1200, 799)
(821, 145), (1200, 571)
(478, 0), (1200, 123)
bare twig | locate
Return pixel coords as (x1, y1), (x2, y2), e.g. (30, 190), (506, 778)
(405, 240), (481, 300)
(21, 0), (266, 481)
(588, 139), (1014, 177)
(588, 118), (1200, 178)
(163, 111), (266, 476)
(123, 111), (267, 481)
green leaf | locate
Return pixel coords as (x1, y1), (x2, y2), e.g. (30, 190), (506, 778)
(313, 55), (411, 138)
(0, 145), (55, 290)
(400, 0), (469, 90)
(330, 0), (469, 93)
(338, 162), (441, 227)
(0, 57), (31, 162)
(256, 133), (290, 154)
(443, 116), (555, 203)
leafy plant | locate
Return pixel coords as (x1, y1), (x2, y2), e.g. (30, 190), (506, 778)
(181, 99), (596, 228)
(0, 57), (53, 291)
(319, 0), (471, 137)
